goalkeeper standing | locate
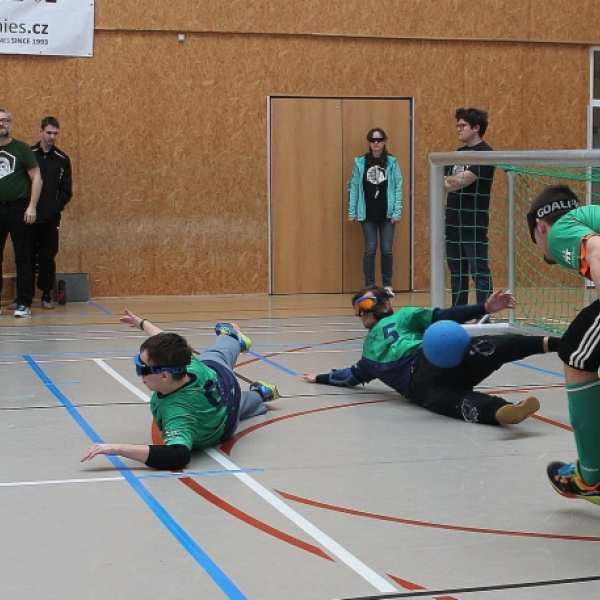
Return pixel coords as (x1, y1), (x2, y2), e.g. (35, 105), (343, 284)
(527, 183), (600, 505)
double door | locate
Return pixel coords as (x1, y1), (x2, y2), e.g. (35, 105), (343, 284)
(270, 97), (412, 294)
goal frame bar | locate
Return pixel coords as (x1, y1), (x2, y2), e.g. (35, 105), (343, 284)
(428, 149), (600, 334)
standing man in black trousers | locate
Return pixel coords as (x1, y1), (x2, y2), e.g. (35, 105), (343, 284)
(0, 107), (42, 318)
(25, 116), (72, 309)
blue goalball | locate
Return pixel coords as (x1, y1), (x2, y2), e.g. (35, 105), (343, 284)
(422, 320), (471, 369)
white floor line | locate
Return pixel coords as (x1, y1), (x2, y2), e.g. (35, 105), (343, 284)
(96, 357), (397, 593)
(0, 470), (264, 488)
(0, 475), (129, 487)
(94, 358), (149, 401)
(205, 447), (397, 593)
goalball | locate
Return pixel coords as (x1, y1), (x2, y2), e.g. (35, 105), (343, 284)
(422, 320), (471, 369)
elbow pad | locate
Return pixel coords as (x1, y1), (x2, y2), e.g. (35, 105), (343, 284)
(145, 444), (191, 470)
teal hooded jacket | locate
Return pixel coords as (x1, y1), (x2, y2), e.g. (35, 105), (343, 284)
(348, 155), (403, 221)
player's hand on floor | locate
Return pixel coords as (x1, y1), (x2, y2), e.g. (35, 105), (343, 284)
(81, 443), (119, 462)
(302, 373), (317, 383)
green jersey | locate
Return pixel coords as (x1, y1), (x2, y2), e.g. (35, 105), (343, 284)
(363, 306), (437, 362)
(0, 138), (38, 202)
(150, 356), (228, 450)
(548, 206), (600, 278)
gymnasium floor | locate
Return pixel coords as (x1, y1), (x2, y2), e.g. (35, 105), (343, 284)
(2, 293), (600, 600)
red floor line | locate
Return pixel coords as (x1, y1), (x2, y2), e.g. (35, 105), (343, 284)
(530, 414), (573, 430)
(222, 391), (573, 456)
(150, 422), (333, 560)
(275, 490), (600, 542)
(220, 400), (390, 455)
(387, 574), (459, 600)
(180, 476), (332, 561)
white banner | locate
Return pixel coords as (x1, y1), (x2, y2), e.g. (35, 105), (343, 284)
(0, 0), (94, 57)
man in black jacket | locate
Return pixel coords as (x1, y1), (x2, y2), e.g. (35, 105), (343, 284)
(22, 117), (72, 309)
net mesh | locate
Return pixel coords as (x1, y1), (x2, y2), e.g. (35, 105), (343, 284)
(448, 165), (597, 335)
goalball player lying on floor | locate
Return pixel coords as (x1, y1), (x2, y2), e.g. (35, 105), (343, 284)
(81, 311), (279, 470)
(303, 286), (559, 426)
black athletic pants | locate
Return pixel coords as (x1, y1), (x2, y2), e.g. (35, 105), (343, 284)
(409, 334), (547, 424)
(0, 198), (33, 306)
(31, 218), (60, 295)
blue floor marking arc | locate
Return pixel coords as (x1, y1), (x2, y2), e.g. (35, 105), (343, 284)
(24, 354), (248, 600)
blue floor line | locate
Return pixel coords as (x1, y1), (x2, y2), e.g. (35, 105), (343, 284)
(513, 361), (565, 379)
(248, 351), (299, 376)
(24, 354), (248, 600)
(87, 301), (114, 315)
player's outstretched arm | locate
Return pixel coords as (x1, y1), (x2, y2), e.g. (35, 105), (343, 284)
(484, 289), (516, 313)
(81, 443), (150, 464)
(303, 367), (366, 387)
(81, 442), (191, 470)
(120, 309), (163, 336)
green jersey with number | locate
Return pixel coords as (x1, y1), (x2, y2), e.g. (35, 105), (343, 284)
(150, 356), (228, 450)
(363, 306), (437, 362)
(548, 206), (600, 278)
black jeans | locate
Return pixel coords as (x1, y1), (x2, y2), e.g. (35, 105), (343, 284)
(446, 224), (492, 306)
(409, 335), (547, 424)
(0, 198), (33, 306)
(31, 218), (60, 295)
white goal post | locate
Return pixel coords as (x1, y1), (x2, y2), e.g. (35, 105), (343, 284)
(428, 149), (600, 335)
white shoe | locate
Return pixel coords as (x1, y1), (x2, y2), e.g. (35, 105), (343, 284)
(14, 305), (31, 318)
(384, 286), (395, 298)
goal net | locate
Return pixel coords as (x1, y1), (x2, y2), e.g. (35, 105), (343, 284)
(429, 150), (600, 335)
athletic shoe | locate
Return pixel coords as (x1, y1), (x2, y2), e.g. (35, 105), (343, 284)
(547, 461), (600, 505)
(14, 305), (31, 318)
(41, 294), (55, 310)
(384, 286), (395, 298)
(7, 300), (19, 310)
(495, 396), (540, 424)
(214, 322), (252, 353)
(249, 381), (280, 402)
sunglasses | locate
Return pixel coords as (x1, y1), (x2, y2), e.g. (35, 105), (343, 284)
(133, 353), (187, 377)
(353, 295), (379, 316)
(369, 137), (385, 143)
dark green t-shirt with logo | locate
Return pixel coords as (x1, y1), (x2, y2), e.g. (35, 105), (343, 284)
(0, 138), (38, 202)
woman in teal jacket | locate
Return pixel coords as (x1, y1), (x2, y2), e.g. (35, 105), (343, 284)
(349, 127), (403, 296)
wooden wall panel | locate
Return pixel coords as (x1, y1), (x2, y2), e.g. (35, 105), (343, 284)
(270, 98), (344, 294)
(97, 0), (600, 44)
(0, 19), (591, 296)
